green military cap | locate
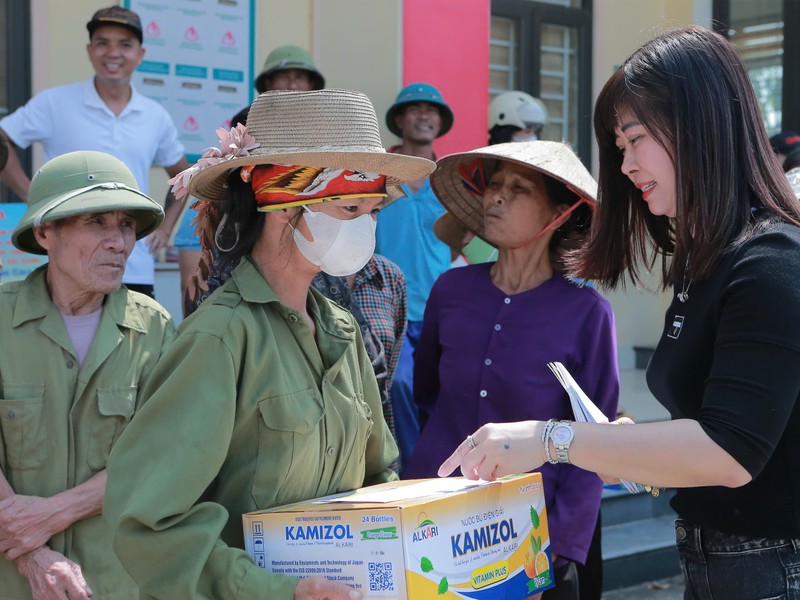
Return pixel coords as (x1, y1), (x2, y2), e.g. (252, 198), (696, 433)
(12, 150), (164, 255)
(254, 45), (325, 93)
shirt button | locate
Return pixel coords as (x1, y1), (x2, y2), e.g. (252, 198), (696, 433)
(494, 324), (501, 331)
(504, 298), (511, 304)
(66, 361), (74, 369)
(7, 410), (15, 419)
(326, 447), (335, 456)
(484, 358), (492, 366)
(479, 390), (488, 398)
(289, 314), (299, 323)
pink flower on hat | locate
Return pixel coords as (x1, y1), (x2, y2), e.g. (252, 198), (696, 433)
(168, 123), (260, 201)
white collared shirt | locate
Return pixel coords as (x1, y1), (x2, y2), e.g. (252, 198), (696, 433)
(0, 77), (186, 284)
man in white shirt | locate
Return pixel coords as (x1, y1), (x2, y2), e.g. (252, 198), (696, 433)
(0, 5), (188, 298)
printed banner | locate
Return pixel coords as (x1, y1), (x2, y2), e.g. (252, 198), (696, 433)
(125, 0), (256, 162)
(0, 203), (47, 283)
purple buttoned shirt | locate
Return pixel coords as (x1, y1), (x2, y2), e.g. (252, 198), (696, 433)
(404, 263), (619, 565)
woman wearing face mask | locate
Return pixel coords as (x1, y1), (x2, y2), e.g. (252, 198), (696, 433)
(403, 141), (618, 599)
(103, 89), (434, 600)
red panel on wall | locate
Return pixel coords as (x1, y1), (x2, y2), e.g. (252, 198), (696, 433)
(400, 0), (490, 157)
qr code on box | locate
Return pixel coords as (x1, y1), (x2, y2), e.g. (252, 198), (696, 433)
(368, 561), (395, 592)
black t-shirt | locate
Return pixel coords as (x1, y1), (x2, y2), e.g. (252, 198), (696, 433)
(647, 221), (800, 539)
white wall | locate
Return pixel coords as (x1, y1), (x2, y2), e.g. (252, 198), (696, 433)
(591, 0), (712, 367)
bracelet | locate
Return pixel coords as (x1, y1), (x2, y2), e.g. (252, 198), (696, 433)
(541, 419), (558, 465)
(643, 485), (663, 497)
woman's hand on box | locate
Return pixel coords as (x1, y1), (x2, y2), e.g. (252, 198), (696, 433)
(438, 421), (545, 481)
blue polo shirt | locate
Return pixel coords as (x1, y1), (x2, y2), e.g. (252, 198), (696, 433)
(375, 178), (451, 322)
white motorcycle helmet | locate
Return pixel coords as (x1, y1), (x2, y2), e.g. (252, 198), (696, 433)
(489, 91), (548, 141)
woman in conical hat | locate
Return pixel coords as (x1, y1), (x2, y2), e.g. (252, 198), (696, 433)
(404, 140), (619, 599)
(441, 26), (800, 599)
(104, 89), (434, 600)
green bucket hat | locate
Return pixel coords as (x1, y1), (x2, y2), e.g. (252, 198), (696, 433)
(254, 45), (325, 93)
(386, 82), (454, 139)
(13, 151), (164, 255)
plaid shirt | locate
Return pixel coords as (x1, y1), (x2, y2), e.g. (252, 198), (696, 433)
(352, 254), (407, 396)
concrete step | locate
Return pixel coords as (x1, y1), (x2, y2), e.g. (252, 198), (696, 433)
(601, 486), (675, 526)
(600, 487), (681, 591)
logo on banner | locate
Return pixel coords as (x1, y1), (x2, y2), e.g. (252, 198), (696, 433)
(146, 21), (161, 38)
(184, 116), (199, 132)
(184, 26), (200, 42)
(222, 32), (236, 46)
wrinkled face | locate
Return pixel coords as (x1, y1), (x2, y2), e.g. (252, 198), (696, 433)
(481, 162), (559, 247)
(615, 111), (677, 218)
(266, 69), (314, 91)
(395, 102), (442, 144)
(86, 25), (145, 86)
(35, 211), (137, 297)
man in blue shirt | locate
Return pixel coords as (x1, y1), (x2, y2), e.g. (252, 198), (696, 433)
(376, 82), (454, 473)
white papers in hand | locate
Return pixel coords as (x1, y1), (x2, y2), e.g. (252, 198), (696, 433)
(547, 361), (640, 494)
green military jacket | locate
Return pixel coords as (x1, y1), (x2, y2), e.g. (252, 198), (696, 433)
(104, 257), (399, 600)
(0, 266), (176, 600)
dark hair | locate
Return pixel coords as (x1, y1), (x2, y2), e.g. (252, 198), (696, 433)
(183, 170), (308, 316)
(575, 26), (800, 290)
(541, 173), (592, 252)
(784, 148), (800, 172)
(489, 125), (520, 146)
(184, 170), (265, 315)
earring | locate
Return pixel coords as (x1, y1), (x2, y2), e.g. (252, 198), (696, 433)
(214, 213), (240, 253)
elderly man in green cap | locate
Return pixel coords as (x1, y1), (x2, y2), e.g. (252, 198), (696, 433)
(229, 44), (325, 127)
(0, 150), (176, 600)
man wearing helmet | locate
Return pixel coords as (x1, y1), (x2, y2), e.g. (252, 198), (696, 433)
(0, 151), (176, 600)
(488, 90), (549, 145)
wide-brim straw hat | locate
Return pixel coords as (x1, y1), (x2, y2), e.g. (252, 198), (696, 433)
(430, 141), (597, 241)
(13, 150), (163, 255)
(187, 89), (436, 203)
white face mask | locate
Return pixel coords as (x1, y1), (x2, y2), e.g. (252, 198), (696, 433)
(511, 128), (540, 143)
(292, 206), (377, 276)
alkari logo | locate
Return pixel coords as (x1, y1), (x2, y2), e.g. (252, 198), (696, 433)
(412, 512), (439, 543)
(145, 21), (161, 37)
(184, 26), (200, 42)
(222, 31), (236, 46)
(184, 116), (199, 132)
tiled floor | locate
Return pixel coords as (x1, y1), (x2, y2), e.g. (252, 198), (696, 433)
(602, 575), (684, 599)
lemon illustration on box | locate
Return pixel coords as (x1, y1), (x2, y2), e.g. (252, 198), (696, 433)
(243, 473), (554, 598)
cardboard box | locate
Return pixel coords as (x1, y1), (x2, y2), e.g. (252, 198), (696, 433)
(243, 473), (554, 598)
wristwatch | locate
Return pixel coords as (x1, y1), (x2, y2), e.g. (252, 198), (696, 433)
(548, 421), (574, 464)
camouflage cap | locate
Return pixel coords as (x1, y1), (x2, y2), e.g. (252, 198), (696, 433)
(87, 6), (143, 43)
